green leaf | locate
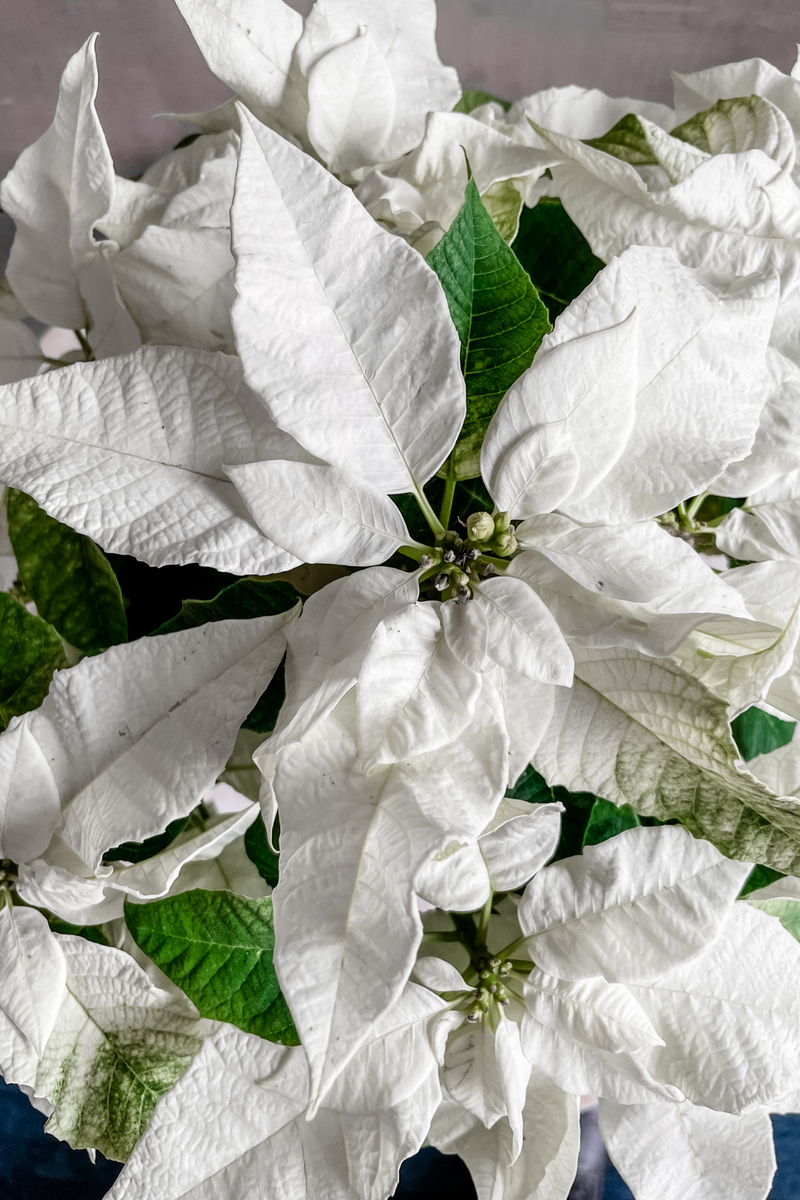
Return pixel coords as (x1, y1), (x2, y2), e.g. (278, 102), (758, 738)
(740, 864), (785, 898)
(582, 798), (640, 848)
(244, 815), (280, 887)
(511, 198), (604, 322)
(748, 897), (800, 942)
(241, 658), (286, 734)
(427, 179), (551, 479)
(453, 89), (511, 114)
(582, 113), (660, 167)
(506, 763), (555, 805)
(506, 764), (598, 861)
(0, 592), (68, 730)
(7, 489), (127, 654)
(103, 817), (189, 865)
(104, 553), (239, 639)
(125, 890), (299, 1044)
(47, 918), (109, 945)
(731, 706), (796, 762)
(152, 578), (301, 635)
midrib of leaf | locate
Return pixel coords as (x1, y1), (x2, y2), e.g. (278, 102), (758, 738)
(0, 417), (231, 483)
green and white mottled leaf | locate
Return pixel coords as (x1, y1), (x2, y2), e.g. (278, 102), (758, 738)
(36, 935), (208, 1161)
(584, 113), (709, 184)
(0, 345), (305, 574)
(125, 889), (298, 1044)
(518, 825), (749, 983)
(7, 489), (127, 654)
(599, 1097), (776, 1200)
(748, 896), (800, 942)
(533, 120), (800, 292)
(107, 1018), (439, 1200)
(0, 592), (67, 731)
(426, 178), (550, 478)
(534, 647), (800, 873)
(0, 610), (295, 867)
(231, 107), (465, 494)
(672, 94), (796, 172)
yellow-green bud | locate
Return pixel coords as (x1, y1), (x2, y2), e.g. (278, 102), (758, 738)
(467, 511), (495, 543)
(492, 532), (518, 557)
(494, 511), (512, 534)
(449, 569), (470, 592)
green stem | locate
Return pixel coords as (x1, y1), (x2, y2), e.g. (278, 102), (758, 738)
(413, 486), (445, 538)
(476, 554), (510, 572)
(686, 490), (708, 522)
(399, 544), (433, 563)
(74, 328), (95, 362)
(439, 458), (457, 530)
(496, 934), (530, 960)
(475, 894), (493, 947)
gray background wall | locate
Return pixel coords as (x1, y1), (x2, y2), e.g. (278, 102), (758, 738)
(1, 0), (798, 178)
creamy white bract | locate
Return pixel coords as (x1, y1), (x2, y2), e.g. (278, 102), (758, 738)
(2, 6), (800, 1199)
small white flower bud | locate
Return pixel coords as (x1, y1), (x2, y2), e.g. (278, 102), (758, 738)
(467, 511), (495, 542)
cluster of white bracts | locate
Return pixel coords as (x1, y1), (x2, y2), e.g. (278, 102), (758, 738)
(4, 3), (800, 1199)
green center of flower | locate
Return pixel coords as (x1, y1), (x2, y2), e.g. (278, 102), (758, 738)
(409, 510), (518, 604)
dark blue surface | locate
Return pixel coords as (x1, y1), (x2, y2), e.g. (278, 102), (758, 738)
(0, 1080), (122, 1200)
(602, 1114), (800, 1200)
(4, 1075), (800, 1199)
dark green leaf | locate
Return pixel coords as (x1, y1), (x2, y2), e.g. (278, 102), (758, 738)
(103, 817), (189, 865)
(244, 815), (280, 887)
(505, 763), (554, 805)
(7, 490), (127, 654)
(427, 179), (551, 478)
(125, 890), (298, 1044)
(731, 706), (796, 762)
(47, 918), (109, 945)
(511, 198), (604, 321)
(453, 89), (511, 114)
(582, 113), (660, 167)
(152, 578), (301, 635)
(582, 798), (640, 848)
(505, 765), (598, 861)
(241, 658), (287, 734)
(0, 592), (68, 730)
(103, 553), (239, 639)
(739, 864), (785, 898)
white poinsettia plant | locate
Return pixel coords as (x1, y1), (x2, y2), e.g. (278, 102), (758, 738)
(5, 4), (800, 1199)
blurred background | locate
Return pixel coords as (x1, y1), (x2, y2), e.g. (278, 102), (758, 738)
(1, 1), (800, 1198)
(1, 0), (798, 180)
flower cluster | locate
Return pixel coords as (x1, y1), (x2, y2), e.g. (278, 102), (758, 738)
(2, 5), (800, 1199)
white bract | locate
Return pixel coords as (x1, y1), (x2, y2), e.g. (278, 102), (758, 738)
(4, 11), (800, 1200)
